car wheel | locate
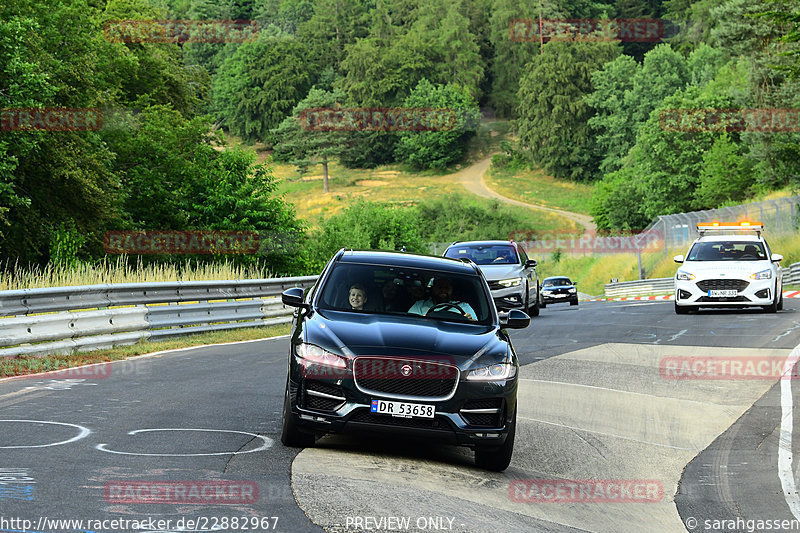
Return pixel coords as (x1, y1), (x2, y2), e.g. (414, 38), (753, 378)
(764, 293), (779, 313)
(674, 302), (689, 315)
(777, 290), (784, 311)
(570, 298), (578, 306)
(474, 408), (516, 472)
(527, 285), (539, 317)
(539, 298), (546, 309)
(280, 383), (316, 448)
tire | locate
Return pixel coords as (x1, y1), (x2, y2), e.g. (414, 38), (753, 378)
(764, 293), (779, 313)
(570, 299), (578, 306)
(674, 302), (689, 315)
(527, 285), (539, 317)
(778, 290), (784, 311)
(475, 407), (516, 472)
(281, 384), (316, 448)
(540, 299), (547, 309)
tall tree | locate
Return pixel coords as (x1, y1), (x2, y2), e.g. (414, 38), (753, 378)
(408, 0), (485, 99)
(271, 88), (352, 193)
(297, 0), (371, 74)
(213, 34), (313, 142)
(585, 54), (640, 175)
(394, 79), (481, 169)
(516, 40), (620, 181)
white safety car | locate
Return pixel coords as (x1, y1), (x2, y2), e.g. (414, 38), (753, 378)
(673, 222), (783, 314)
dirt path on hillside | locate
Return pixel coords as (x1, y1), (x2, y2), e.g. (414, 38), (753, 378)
(456, 157), (596, 232)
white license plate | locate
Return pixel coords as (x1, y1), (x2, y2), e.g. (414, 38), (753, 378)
(709, 290), (738, 297)
(553, 294), (566, 298)
(370, 400), (435, 419)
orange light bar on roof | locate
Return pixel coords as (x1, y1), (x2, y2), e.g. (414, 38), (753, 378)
(696, 222), (764, 232)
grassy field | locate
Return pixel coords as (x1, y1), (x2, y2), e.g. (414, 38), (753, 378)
(485, 165), (596, 216)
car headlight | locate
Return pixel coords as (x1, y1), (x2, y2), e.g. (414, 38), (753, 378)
(750, 269), (772, 280)
(541, 290), (553, 295)
(676, 270), (695, 281)
(296, 343), (347, 369)
(568, 288), (577, 293)
(466, 363), (517, 381)
(497, 277), (522, 288)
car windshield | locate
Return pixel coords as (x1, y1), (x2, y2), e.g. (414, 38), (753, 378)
(543, 278), (571, 287)
(686, 241), (768, 261)
(444, 245), (518, 265)
(317, 263), (492, 324)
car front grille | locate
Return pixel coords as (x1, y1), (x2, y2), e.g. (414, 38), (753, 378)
(697, 296), (751, 303)
(696, 279), (749, 292)
(348, 409), (447, 430)
(353, 357), (459, 400)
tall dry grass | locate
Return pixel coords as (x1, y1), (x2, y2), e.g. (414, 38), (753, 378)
(0, 257), (274, 291)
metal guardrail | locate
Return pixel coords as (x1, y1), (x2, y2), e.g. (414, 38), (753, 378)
(0, 277), (319, 358)
(604, 262), (800, 297)
(604, 278), (674, 297)
(785, 262), (800, 286)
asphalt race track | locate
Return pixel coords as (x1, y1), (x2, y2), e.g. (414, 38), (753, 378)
(2, 298), (800, 533)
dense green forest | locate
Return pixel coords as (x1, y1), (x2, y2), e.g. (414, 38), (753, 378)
(1, 0), (798, 274)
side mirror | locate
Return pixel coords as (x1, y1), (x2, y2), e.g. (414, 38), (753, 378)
(501, 309), (530, 329)
(525, 259), (537, 268)
(281, 287), (308, 309)
(772, 253), (783, 262)
(673, 255), (684, 263)
(572, 281), (578, 286)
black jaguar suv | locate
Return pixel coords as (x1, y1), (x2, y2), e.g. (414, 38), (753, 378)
(279, 249), (529, 471)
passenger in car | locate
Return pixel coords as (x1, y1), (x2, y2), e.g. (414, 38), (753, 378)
(408, 277), (477, 320)
(348, 283), (368, 311)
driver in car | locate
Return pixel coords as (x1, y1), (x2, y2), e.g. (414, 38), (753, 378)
(408, 277), (477, 320)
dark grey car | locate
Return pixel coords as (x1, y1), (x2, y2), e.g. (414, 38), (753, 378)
(540, 276), (579, 307)
(443, 241), (539, 317)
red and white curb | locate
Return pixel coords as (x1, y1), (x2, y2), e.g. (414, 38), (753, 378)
(584, 290), (800, 302)
(583, 295), (674, 302)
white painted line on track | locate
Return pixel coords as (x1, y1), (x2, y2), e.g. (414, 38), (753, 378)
(95, 428), (273, 457)
(519, 415), (698, 451)
(774, 321), (800, 344)
(668, 329), (688, 342)
(0, 419), (91, 449)
(779, 343), (800, 521)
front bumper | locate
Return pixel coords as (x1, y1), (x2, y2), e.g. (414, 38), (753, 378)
(674, 277), (777, 307)
(286, 375), (518, 448)
(540, 291), (577, 304)
(489, 285), (526, 310)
